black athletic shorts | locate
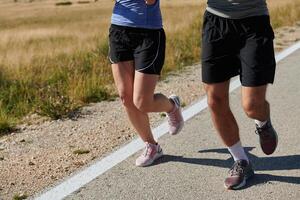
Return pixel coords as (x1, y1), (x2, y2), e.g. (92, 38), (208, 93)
(108, 24), (166, 75)
(201, 11), (276, 86)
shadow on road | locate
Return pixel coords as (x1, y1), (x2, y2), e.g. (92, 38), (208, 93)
(153, 147), (300, 187)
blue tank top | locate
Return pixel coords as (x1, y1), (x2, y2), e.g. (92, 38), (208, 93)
(111, 0), (163, 29)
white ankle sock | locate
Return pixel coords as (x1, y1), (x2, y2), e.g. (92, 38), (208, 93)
(254, 119), (268, 128)
(227, 141), (249, 163)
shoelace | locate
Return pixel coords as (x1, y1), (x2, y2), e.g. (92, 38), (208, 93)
(229, 161), (245, 176)
(255, 125), (271, 139)
(143, 144), (153, 156)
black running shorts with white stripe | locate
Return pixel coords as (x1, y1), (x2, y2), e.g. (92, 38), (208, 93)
(108, 24), (166, 75)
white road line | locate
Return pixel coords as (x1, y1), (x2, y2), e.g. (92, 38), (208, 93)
(276, 41), (300, 62)
(34, 41), (300, 200)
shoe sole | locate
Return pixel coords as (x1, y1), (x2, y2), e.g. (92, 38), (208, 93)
(169, 121), (184, 135)
(136, 150), (164, 167)
(224, 171), (255, 190)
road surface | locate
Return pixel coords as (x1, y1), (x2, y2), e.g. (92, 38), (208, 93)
(57, 49), (300, 200)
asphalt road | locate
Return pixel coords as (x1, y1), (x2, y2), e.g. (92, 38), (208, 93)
(65, 50), (300, 200)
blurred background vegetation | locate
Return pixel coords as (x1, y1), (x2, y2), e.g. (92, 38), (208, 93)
(0, 0), (300, 133)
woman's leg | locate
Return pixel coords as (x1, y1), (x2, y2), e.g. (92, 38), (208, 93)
(133, 71), (173, 113)
(133, 71), (184, 135)
(111, 61), (156, 144)
(132, 71), (182, 166)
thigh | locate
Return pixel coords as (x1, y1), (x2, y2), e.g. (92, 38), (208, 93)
(239, 16), (276, 87)
(111, 61), (135, 97)
(134, 29), (166, 75)
(201, 12), (241, 84)
(133, 71), (159, 103)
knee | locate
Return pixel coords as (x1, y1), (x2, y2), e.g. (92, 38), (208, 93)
(207, 94), (228, 112)
(133, 96), (152, 113)
(242, 99), (265, 118)
(119, 92), (134, 109)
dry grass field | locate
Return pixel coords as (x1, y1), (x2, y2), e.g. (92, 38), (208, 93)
(0, 0), (300, 133)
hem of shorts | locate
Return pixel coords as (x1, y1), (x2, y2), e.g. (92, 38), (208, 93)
(135, 70), (161, 76)
(202, 78), (274, 87)
(109, 57), (134, 64)
(201, 76), (234, 84)
(241, 81), (274, 87)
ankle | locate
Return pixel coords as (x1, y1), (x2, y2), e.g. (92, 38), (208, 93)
(228, 141), (249, 163)
(145, 141), (157, 145)
(255, 118), (270, 128)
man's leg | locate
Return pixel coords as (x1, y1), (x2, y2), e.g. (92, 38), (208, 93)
(205, 81), (254, 190)
(201, 11), (256, 190)
(242, 85), (278, 155)
(205, 81), (240, 147)
(242, 85), (269, 121)
(205, 81), (249, 161)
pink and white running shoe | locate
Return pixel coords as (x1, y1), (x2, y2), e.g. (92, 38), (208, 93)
(167, 95), (184, 135)
(135, 142), (163, 167)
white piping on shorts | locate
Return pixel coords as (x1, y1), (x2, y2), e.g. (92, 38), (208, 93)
(108, 55), (115, 64)
(136, 31), (161, 73)
(108, 41), (116, 64)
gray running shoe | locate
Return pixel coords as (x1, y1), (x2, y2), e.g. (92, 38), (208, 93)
(255, 120), (278, 155)
(224, 160), (255, 190)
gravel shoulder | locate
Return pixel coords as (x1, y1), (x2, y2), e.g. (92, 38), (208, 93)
(1, 23), (300, 200)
